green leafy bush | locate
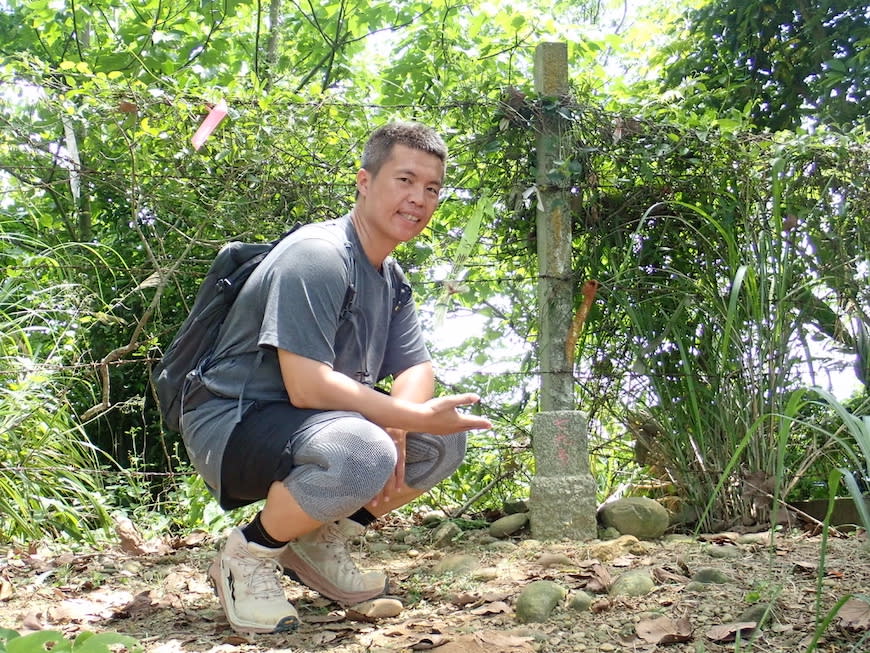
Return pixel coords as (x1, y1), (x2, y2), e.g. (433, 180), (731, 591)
(0, 629), (141, 653)
(0, 236), (113, 543)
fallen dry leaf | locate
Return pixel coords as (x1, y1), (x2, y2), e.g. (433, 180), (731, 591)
(0, 578), (13, 601)
(113, 515), (171, 556)
(47, 598), (104, 623)
(417, 638), (485, 653)
(451, 591), (478, 606)
(792, 561), (816, 574)
(585, 563), (613, 593)
(114, 515), (147, 555)
(408, 633), (449, 649)
(481, 589), (511, 602)
(837, 597), (870, 631)
(475, 630), (536, 649)
(636, 615), (693, 644)
(54, 553), (77, 567)
(310, 630), (350, 646)
(705, 621), (757, 642)
(537, 552), (574, 568)
(699, 532), (739, 544)
(113, 590), (158, 619)
(418, 629), (535, 653)
(148, 640), (187, 653)
(469, 601), (510, 615)
(21, 611), (45, 630)
(383, 621), (428, 637)
(171, 530), (208, 549)
(652, 566), (691, 584)
(304, 612), (346, 624)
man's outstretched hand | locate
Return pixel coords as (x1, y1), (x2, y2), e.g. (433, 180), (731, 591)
(419, 393), (491, 435)
(371, 396), (491, 509)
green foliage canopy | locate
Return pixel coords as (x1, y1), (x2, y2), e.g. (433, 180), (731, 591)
(660, 0), (870, 131)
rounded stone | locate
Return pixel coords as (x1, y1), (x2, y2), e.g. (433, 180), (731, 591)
(347, 598), (404, 620)
(471, 567), (499, 581)
(569, 590), (593, 612)
(706, 544), (741, 559)
(421, 510), (447, 525)
(433, 553), (480, 576)
(431, 521), (463, 547)
(504, 499), (530, 514)
(486, 540), (519, 553)
(597, 497), (670, 540)
(738, 603), (773, 626)
(609, 569), (655, 597)
(599, 526), (621, 540)
(489, 513), (530, 538)
(692, 567), (731, 584)
(515, 580), (567, 623)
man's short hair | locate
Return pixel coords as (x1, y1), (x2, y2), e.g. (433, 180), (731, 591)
(361, 122), (447, 180)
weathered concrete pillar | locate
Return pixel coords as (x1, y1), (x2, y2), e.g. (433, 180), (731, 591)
(530, 43), (597, 541)
(534, 42), (574, 412)
(529, 411), (597, 540)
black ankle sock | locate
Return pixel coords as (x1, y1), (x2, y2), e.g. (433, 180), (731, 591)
(242, 512), (289, 548)
(348, 507), (377, 527)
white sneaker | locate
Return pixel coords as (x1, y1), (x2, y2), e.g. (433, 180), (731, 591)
(208, 528), (300, 634)
(279, 519), (388, 605)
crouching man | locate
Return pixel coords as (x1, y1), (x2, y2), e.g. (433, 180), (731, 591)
(179, 121), (491, 634)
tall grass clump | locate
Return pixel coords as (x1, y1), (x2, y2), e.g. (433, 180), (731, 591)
(0, 233), (112, 543)
(808, 388), (869, 530)
(607, 152), (830, 529)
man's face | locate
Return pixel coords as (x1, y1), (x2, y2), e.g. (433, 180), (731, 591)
(356, 143), (444, 244)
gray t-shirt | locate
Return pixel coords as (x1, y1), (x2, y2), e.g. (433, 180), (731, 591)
(181, 215), (430, 498)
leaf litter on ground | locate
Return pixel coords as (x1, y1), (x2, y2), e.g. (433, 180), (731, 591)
(0, 514), (868, 653)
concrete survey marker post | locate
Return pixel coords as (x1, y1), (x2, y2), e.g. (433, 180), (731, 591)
(529, 43), (597, 541)
(530, 411), (597, 540)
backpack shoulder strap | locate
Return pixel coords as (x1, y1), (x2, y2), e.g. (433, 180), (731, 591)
(339, 241), (357, 321)
(385, 259), (413, 313)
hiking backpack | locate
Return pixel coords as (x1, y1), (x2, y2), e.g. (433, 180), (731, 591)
(151, 224), (312, 432)
(151, 222), (409, 432)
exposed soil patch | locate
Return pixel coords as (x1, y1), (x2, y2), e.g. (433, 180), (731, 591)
(1, 517), (868, 653)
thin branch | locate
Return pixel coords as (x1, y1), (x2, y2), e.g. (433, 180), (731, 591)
(179, 0), (230, 71)
(254, 0), (262, 80)
(449, 468), (519, 519)
(70, 0), (85, 61)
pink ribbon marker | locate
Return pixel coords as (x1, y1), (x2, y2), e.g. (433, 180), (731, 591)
(191, 99), (228, 151)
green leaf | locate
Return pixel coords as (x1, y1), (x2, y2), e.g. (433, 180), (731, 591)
(72, 632), (142, 653)
(825, 58), (846, 73)
(0, 628), (20, 652)
(7, 632), (70, 653)
(714, 118), (741, 132)
(434, 192), (493, 327)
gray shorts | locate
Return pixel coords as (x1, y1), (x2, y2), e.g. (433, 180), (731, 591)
(219, 401), (467, 521)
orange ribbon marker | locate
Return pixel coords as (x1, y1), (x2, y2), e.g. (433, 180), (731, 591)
(565, 279), (601, 366)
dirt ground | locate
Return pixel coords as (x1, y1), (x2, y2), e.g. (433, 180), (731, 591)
(1, 516), (868, 653)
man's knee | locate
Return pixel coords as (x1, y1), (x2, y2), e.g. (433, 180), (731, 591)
(404, 431), (467, 491)
(282, 416), (396, 522)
